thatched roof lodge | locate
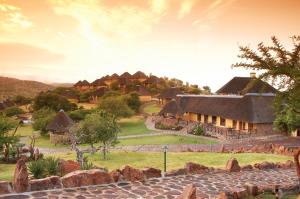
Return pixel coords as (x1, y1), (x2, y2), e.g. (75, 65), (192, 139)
(158, 87), (184, 105)
(216, 73), (277, 95)
(46, 110), (74, 144)
(136, 85), (152, 102)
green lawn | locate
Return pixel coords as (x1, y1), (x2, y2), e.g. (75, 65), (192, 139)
(0, 152), (292, 181)
(143, 103), (161, 114)
(255, 193), (298, 199)
(15, 125), (35, 137)
(118, 135), (217, 146)
(119, 116), (152, 136)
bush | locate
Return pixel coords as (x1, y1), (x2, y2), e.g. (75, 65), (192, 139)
(4, 106), (24, 117)
(68, 109), (94, 122)
(155, 122), (182, 131)
(28, 159), (45, 179)
(81, 157), (95, 170)
(191, 124), (204, 136)
(45, 157), (59, 176)
(32, 108), (56, 135)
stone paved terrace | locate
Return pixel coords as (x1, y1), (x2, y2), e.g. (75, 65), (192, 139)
(0, 168), (298, 199)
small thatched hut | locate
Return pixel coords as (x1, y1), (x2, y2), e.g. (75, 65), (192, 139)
(46, 110), (74, 145)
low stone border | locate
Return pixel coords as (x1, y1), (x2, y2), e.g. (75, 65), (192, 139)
(2, 157), (296, 195)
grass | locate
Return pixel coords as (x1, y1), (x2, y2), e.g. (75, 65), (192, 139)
(255, 193), (298, 199)
(15, 125), (35, 137)
(77, 103), (97, 110)
(118, 135), (217, 145)
(143, 103), (161, 114)
(0, 152), (292, 181)
(118, 116), (152, 136)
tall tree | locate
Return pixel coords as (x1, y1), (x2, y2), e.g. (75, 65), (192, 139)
(233, 36), (300, 133)
(0, 115), (18, 162)
(98, 96), (134, 119)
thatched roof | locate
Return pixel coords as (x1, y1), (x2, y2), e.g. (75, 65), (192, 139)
(91, 87), (107, 97)
(74, 80), (90, 87)
(136, 85), (151, 96)
(143, 75), (160, 84)
(216, 77), (277, 95)
(120, 72), (132, 79)
(91, 79), (107, 87)
(159, 99), (183, 116)
(46, 110), (74, 133)
(158, 87), (184, 99)
(172, 94), (276, 123)
(111, 73), (119, 79)
(132, 71), (147, 79)
(74, 80), (82, 87)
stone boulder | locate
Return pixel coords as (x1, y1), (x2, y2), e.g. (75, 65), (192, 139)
(59, 159), (80, 175)
(142, 167), (161, 179)
(109, 169), (124, 182)
(241, 165), (253, 171)
(176, 184), (196, 199)
(121, 165), (145, 182)
(13, 159), (29, 193)
(253, 161), (275, 170)
(214, 192), (235, 199)
(166, 168), (187, 177)
(0, 181), (12, 194)
(29, 176), (62, 191)
(244, 183), (259, 196)
(226, 158), (241, 172)
(61, 169), (113, 188)
(185, 162), (208, 174)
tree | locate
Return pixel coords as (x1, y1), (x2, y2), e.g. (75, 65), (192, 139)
(124, 92), (141, 113)
(32, 108), (56, 135)
(4, 106), (25, 117)
(233, 36), (300, 133)
(0, 115), (18, 162)
(98, 96), (134, 119)
(202, 86), (211, 94)
(33, 92), (77, 112)
(13, 95), (32, 106)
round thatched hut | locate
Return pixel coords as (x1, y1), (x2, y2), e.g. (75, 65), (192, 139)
(46, 110), (74, 145)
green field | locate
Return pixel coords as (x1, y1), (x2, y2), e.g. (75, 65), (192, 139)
(118, 135), (217, 145)
(118, 116), (152, 136)
(143, 103), (162, 114)
(0, 152), (292, 181)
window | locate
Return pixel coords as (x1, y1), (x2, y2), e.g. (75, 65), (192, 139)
(242, 122), (246, 130)
(248, 123), (253, 130)
(204, 115), (208, 123)
(212, 116), (217, 125)
(220, 117), (226, 126)
(233, 120), (237, 129)
(197, 114), (201, 122)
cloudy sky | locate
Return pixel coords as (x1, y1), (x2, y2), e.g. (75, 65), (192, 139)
(0, 0), (299, 91)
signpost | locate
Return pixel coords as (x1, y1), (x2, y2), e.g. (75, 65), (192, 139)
(163, 145), (168, 177)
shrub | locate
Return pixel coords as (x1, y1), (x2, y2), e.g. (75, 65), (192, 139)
(155, 122), (182, 131)
(191, 124), (204, 136)
(68, 109), (94, 122)
(28, 159), (45, 179)
(32, 108), (55, 135)
(81, 157), (95, 170)
(4, 106), (24, 117)
(45, 157), (59, 176)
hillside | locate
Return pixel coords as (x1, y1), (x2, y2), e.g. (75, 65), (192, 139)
(0, 76), (54, 99)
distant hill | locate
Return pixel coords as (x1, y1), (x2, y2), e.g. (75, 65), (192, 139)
(0, 76), (55, 99)
(50, 83), (74, 88)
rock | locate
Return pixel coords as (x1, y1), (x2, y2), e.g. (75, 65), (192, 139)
(232, 188), (248, 199)
(59, 159), (80, 175)
(244, 183), (259, 196)
(185, 162), (208, 174)
(241, 165), (253, 171)
(142, 167), (161, 179)
(109, 169), (123, 182)
(61, 169), (113, 188)
(121, 165), (145, 182)
(0, 181), (12, 194)
(29, 176), (62, 191)
(226, 158), (241, 172)
(176, 184), (196, 199)
(21, 146), (30, 153)
(166, 168), (187, 177)
(214, 192), (235, 199)
(253, 161), (275, 170)
(13, 159), (29, 193)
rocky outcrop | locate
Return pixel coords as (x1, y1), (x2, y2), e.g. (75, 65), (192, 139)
(226, 158), (241, 172)
(59, 159), (80, 175)
(121, 165), (145, 182)
(253, 161), (276, 170)
(176, 184), (196, 199)
(13, 159), (29, 193)
(0, 181), (12, 194)
(241, 165), (253, 171)
(244, 183), (259, 196)
(109, 169), (123, 182)
(29, 176), (62, 191)
(142, 167), (161, 179)
(185, 162), (208, 174)
(166, 168), (187, 177)
(61, 169), (113, 188)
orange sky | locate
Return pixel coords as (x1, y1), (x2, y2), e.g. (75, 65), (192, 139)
(0, 0), (299, 91)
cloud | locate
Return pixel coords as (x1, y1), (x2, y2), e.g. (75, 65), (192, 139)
(178, 0), (196, 19)
(0, 3), (33, 30)
(48, 0), (168, 45)
(0, 42), (64, 67)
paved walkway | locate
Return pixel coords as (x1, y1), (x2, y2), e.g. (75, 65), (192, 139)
(1, 169), (297, 199)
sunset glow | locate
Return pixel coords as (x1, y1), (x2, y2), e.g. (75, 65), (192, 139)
(0, 0), (299, 91)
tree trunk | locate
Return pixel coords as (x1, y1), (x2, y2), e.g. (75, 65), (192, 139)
(4, 144), (9, 162)
(103, 144), (107, 160)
